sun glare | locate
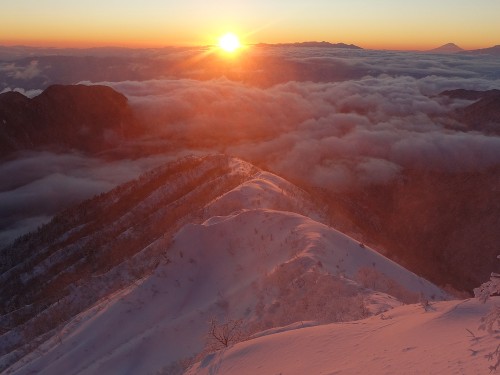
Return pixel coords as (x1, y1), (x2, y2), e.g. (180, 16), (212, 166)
(218, 33), (241, 53)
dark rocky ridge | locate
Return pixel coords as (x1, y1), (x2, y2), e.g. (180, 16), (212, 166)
(441, 88), (500, 101)
(0, 84), (141, 157)
(256, 41), (362, 49)
(309, 166), (500, 293)
(465, 45), (500, 56)
(441, 89), (500, 135)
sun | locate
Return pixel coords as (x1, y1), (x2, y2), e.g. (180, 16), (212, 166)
(218, 32), (241, 53)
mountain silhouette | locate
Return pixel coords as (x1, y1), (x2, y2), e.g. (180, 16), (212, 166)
(256, 41), (362, 49)
(427, 43), (464, 53)
(0, 84), (140, 157)
(441, 89), (500, 135)
(465, 44), (500, 56)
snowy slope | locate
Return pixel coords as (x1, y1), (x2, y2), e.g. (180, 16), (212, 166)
(2, 157), (449, 375)
(187, 298), (499, 375)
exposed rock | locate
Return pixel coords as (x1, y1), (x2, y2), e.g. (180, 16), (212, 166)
(0, 84), (141, 157)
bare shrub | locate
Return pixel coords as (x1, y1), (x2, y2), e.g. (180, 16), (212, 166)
(249, 261), (371, 333)
(485, 345), (500, 373)
(356, 266), (419, 303)
(474, 255), (500, 372)
(205, 317), (247, 352)
(480, 305), (500, 333)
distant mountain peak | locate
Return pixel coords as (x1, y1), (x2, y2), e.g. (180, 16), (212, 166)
(428, 43), (464, 53)
(442, 42), (461, 48)
(256, 41), (362, 50)
(464, 44), (500, 56)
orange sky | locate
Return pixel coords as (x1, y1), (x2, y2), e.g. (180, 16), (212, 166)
(1, 0), (499, 50)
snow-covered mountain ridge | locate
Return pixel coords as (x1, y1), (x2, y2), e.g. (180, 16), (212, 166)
(187, 298), (500, 375)
(0, 154), (456, 374)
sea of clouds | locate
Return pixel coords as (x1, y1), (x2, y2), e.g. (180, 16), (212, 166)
(1, 47), (500, 246)
(107, 47), (500, 189)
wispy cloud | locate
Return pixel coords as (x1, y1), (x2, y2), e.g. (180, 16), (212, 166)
(0, 60), (41, 80)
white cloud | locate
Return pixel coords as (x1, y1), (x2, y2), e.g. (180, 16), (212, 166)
(97, 73), (500, 191)
(0, 87), (42, 98)
(0, 60), (41, 80)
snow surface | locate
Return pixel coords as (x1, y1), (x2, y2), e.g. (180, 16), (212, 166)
(204, 167), (325, 224)
(2, 161), (454, 374)
(187, 298), (500, 375)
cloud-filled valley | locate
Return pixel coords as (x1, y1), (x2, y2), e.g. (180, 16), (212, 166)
(109, 72), (500, 190)
(0, 152), (171, 245)
(1, 45), (500, 279)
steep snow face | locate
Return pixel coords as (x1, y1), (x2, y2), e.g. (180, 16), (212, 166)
(187, 298), (499, 375)
(2, 156), (449, 375)
(0, 155), (261, 367)
(6, 206), (447, 375)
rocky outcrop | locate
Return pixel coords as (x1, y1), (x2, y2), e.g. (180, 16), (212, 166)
(441, 89), (500, 135)
(0, 84), (141, 157)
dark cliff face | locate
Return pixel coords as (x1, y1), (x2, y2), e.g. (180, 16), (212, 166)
(440, 89), (500, 101)
(0, 92), (34, 154)
(0, 84), (141, 157)
(441, 89), (500, 135)
(316, 166), (500, 292)
(457, 94), (500, 135)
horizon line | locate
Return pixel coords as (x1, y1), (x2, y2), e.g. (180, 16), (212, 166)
(0, 41), (498, 53)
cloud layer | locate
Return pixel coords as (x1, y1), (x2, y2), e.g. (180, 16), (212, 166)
(2, 48), (500, 245)
(107, 67), (500, 190)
